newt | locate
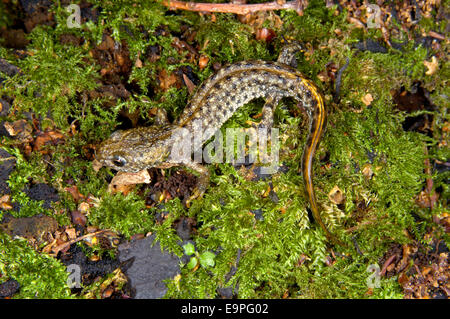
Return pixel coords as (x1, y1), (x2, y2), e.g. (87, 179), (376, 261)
(93, 43), (343, 245)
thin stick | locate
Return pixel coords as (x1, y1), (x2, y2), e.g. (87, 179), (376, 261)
(161, 0), (307, 16)
(52, 229), (111, 255)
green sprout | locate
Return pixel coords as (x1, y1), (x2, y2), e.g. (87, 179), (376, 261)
(183, 242), (216, 270)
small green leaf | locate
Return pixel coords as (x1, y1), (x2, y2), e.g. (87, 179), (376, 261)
(187, 256), (198, 270)
(183, 243), (196, 256)
(198, 251), (216, 268)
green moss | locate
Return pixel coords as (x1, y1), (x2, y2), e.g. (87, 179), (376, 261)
(281, 0), (346, 43)
(0, 0), (448, 299)
(88, 191), (152, 238)
(0, 2), (10, 29)
(1, 147), (50, 218)
(196, 14), (270, 63)
(1, 27), (98, 128)
(325, 100), (429, 249)
(0, 232), (74, 298)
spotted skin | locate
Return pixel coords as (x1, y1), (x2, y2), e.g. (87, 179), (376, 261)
(94, 45), (343, 245)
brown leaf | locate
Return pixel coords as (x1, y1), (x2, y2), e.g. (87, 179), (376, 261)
(92, 159), (103, 172)
(361, 93), (373, 106)
(182, 73), (196, 95)
(108, 170), (151, 194)
(416, 190), (439, 209)
(70, 210), (87, 227)
(421, 266), (432, 276)
(423, 56), (438, 75)
(42, 238), (59, 254)
(135, 57), (143, 68)
(3, 119), (33, 142)
(102, 286), (114, 299)
(198, 55), (209, 70)
(33, 130), (65, 153)
(348, 17), (365, 28)
(317, 70), (329, 82)
(158, 69), (181, 91)
(65, 227), (77, 240)
(65, 185), (84, 202)
(0, 195), (12, 210)
(255, 28), (276, 42)
(97, 35), (115, 51)
(362, 164), (374, 179)
(398, 272), (409, 286)
(328, 185), (345, 205)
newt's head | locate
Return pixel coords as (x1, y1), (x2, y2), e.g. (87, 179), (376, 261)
(93, 125), (176, 173)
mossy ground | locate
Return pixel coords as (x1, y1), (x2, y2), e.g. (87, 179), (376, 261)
(0, 0), (448, 298)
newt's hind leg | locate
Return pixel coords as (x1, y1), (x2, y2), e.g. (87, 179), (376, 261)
(277, 41), (303, 67)
(258, 95), (280, 130)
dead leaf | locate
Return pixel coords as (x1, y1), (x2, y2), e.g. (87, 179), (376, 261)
(362, 164), (374, 179)
(33, 130), (65, 153)
(328, 185), (345, 205)
(90, 254), (100, 261)
(182, 73), (196, 95)
(65, 185), (84, 202)
(348, 17), (365, 28)
(102, 287), (114, 298)
(398, 272), (409, 286)
(158, 69), (180, 91)
(135, 57), (143, 68)
(423, 56), (438, 75)
(65, 227), (77, 240)
(0, 195), (12, 210)
(416, 190), (439, 209)
(198, 55), (209, 70)
(92, 159), (103, 172)
(317, 70), (329, 82)
(70, 210), (87, 226)
(421, 266), (432, 276)
(78, 202), (90, 214)
(108, 170), (151, 194)
(3, 119), (33, 142)
(361, 93), (373, 106)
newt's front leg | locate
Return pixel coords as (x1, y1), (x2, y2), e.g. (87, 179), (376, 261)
(183, 160), (210, 205)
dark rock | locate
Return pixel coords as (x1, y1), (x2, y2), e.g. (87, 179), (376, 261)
(118, 235), (181, 299)
(19, 0), (52, 14)
(60, 245), (119, 283)
(175, 217), (194, 241)
(0, 149), (16, 196)
(0, 279), (20, 298)
(0, 213), (58, 244)
(0, 59), (21, 81)
(24, 183), (59, 209)
(0, 99), (11, 117)
(353, 39), (388, 53)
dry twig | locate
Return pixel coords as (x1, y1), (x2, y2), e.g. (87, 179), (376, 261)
(161, 0), (308, 16)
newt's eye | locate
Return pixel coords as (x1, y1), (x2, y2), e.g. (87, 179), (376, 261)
(112, 155), (127, 167)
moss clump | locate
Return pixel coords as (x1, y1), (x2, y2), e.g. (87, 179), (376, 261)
(0, 0), (447, 299)
(88, 191), (152, 238)
(0, 232), (73, 298)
